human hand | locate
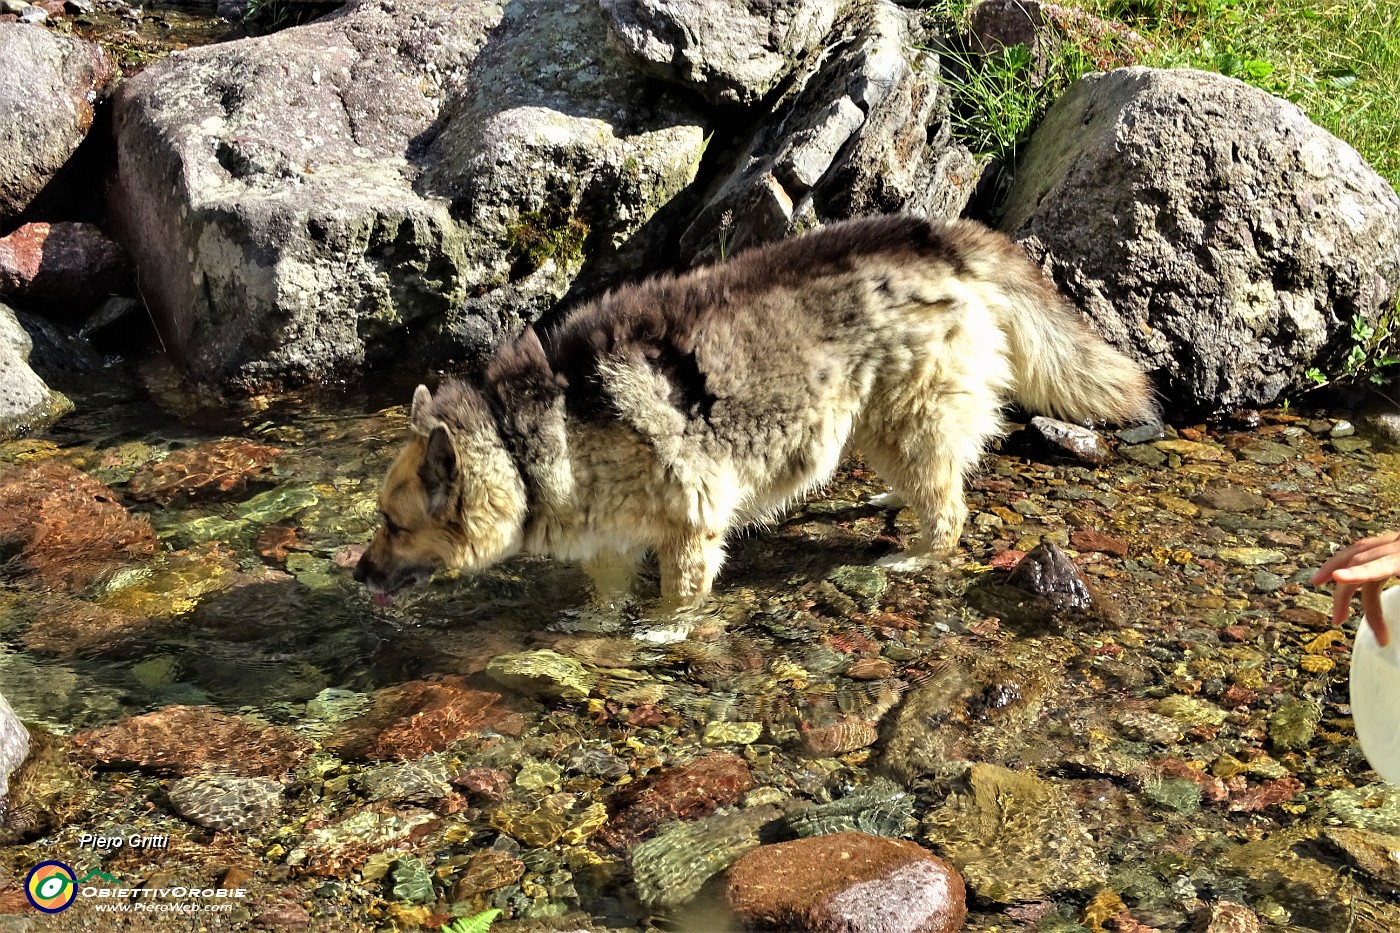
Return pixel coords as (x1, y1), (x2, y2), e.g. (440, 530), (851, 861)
(1312, 531), (1400, 648)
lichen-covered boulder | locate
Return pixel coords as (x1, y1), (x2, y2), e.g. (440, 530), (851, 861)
(0, 24), (114, 223)
(1000, 67), (1400, 411)
(0, 300), (71, 440)
(109, 0), (706, 388)
(599, 0), (841, 106)
(679, 0), (979, 264)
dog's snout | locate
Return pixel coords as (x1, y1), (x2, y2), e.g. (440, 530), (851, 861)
(352, 553), (373, 584)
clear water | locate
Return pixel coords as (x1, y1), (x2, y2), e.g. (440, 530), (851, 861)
(3, 357), (1400, 931)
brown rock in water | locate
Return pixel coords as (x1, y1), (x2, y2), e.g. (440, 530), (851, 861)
(1069, 528), (1129, 558)
(126, 438), (283, 504)
(22, 594), (158, 659)
(329, 676), (525, 761)
(1196, 900), (1261, 933)
(1193, 479), (1270, 514)
(726, 832), (966, 933)
(450, 767), (511, 802)
(0, 459), (157, 591)
(597, 752), (754, 851)
(798, 717), (881, 758)
(72, 705), (310, 778)
(451, 849), (526, 899)
(1321, 826), (1400, 888)
(0, 222), (132, 311)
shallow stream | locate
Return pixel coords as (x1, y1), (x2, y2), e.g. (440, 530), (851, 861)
(2, 357), (1400, 931)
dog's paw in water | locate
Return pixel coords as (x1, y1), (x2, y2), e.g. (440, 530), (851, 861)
(875, 551), (936, 574)
(868, 491), (907, 509)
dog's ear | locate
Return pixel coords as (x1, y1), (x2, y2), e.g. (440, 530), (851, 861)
(410, 384), (442, 436)
(418, 425), (458, 517)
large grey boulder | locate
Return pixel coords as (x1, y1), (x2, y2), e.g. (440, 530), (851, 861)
(0, 24), (114, 224)
(109, 0), (706, 388)
(678, 0), (979, 264)
(0, 300), (72, 439)
(599, 0), (842, 106)
(1000, 67), (1400, 411)
(0, 689), (29, 806)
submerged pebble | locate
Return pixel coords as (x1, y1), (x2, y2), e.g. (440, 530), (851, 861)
(168, 774), (282, 831)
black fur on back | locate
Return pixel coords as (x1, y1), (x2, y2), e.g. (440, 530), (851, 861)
(480, 214), (965, 421)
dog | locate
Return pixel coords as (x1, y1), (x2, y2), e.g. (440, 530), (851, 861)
(354, 214), (1155, 611)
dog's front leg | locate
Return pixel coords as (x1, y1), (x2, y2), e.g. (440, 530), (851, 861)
(658, 528), (726, 613)
(581, 548), (640, 606)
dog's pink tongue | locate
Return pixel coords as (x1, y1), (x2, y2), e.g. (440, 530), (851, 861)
(372, 592), (393, 608)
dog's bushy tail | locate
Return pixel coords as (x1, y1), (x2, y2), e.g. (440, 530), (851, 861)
(955, 223), (1157, 425)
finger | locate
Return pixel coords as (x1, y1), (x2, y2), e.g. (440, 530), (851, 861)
(1331, 550), (1400, 586)
(1315, 532), (1400, 582)
(1333, 582), (1359, 627)
(1362, 582), (1384, 642)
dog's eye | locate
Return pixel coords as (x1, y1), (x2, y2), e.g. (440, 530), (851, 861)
(381, 513), (404, 535)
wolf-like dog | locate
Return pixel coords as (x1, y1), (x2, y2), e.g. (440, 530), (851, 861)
(354, 214), (1155, 611)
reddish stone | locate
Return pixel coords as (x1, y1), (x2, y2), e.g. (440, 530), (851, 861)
(451, 767), (511, 801)
(330, 676), (524, 761)
(625, 704), (668, 728)
(866, 611), (919, 632)
(598, 753), (754, 851)
(0, 222), (131, 309)
(1070, 529), (1129, 557)
(828, 630), (880, 654)
(990, 549), (1026, 571)
(0, 460), (157, 592)
(845, 657), (896, 680)
(22, 595), (157, 658)
(1156, 758), (1229, 804)
(799, 717), (880, 757)
(1278, 607), (1331, 631)
(0, 884), (29, 914)
(72, 705), (310, 778)
(256, 523), (302, 564)
(727, 833), (966, 933)
(332, 543), (365, 568)
(452, 850), (526, 898)
(1220, 685), (1258, 708)
(126, 438), (282, 504)
(253, 899), (312, 931)
(1198, 900), (1262, 933)
(1227, 777), (1304, 813)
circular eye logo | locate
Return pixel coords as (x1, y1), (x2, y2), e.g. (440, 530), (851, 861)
(25, 861), (78, 913)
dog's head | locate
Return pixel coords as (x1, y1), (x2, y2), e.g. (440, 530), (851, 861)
(354, 382), (528, 606)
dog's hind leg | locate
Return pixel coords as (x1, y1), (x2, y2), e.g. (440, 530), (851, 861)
(857, 377), (1007, 570)
(657, 526), (727, 613)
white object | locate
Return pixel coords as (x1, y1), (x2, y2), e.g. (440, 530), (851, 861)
(1350, 587), (1400, 782)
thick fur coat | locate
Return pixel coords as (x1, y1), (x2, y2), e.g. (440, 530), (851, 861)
(355, 214), (1156, 610)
